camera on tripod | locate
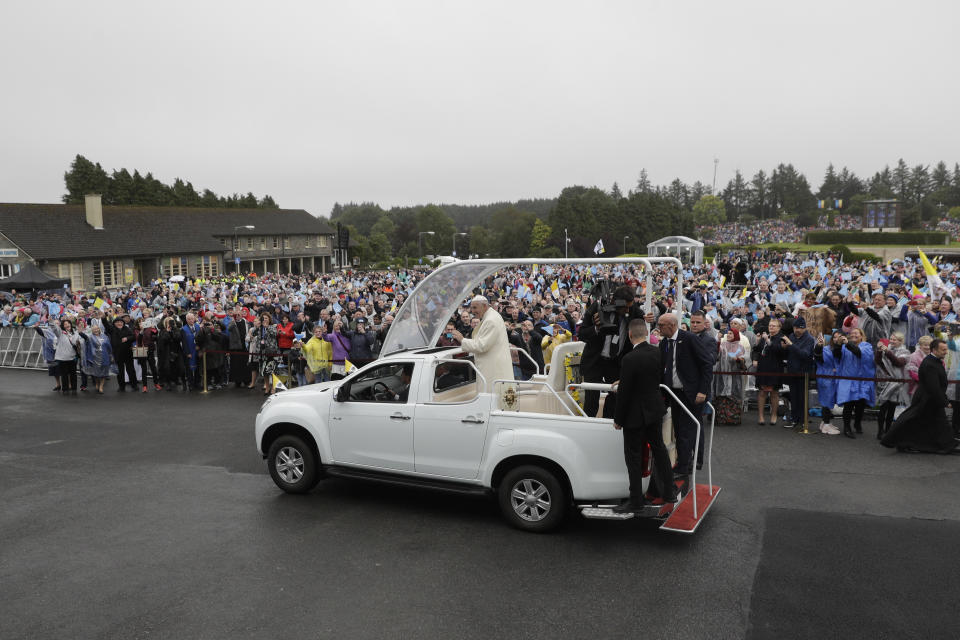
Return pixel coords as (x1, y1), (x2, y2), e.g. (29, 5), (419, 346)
(592, 280), (627, 335)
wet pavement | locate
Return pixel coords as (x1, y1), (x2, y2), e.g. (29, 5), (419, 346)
(2, 369), (958, 639)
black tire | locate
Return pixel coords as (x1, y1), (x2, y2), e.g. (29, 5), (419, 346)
(267, 435), (319, 494)
(497, 465), (567, 533)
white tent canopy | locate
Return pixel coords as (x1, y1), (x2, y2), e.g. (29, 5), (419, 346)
(647, 235), (704, 266)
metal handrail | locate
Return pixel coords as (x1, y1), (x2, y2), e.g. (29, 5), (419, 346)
(659, 385), (712, 519)
(509, 345), (542, 376)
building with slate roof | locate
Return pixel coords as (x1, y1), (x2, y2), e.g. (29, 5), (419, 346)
(0, 195), (344, 291)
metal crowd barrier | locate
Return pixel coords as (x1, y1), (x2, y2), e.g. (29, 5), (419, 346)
(0, 326), (46, 369)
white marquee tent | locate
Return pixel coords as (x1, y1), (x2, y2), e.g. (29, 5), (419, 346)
(646, 235), (704, 266)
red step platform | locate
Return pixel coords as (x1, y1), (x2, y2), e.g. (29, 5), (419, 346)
(659, 484), (720, 534)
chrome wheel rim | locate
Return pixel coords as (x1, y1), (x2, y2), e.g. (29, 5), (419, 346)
(275, 446), (304, 483)
(510, 478), (550, 522)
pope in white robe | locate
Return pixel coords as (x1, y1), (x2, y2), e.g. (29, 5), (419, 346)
(453, 296), (514, 392)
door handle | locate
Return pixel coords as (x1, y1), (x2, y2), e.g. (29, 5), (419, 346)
(461, 416), (485, 424)
(390, 413), (411, 421)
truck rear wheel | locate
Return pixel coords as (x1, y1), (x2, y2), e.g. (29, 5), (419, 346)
(498, 465), (567, 533)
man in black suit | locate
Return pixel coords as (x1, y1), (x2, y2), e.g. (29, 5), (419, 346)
(613, 320), (677, 512)
(657, 312), (713, 477)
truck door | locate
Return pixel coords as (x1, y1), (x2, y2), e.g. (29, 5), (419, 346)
(328, 361), (416, 471)
(414, 359), (488, 479)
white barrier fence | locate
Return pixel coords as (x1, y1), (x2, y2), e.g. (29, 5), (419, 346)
(0, 326), (46, 369)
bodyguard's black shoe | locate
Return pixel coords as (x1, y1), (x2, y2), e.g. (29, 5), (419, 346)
(612, 500), (643, 514)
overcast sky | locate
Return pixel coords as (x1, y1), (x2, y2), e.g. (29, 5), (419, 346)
(1, 1), (957, 219)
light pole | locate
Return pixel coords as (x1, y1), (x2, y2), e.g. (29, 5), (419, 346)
(564, 228), (571, 259)
(418, 231), (435, 262)
(452, 232), (467, 257)
(233, 225), (255, 273)
(623, 235), (629, 255)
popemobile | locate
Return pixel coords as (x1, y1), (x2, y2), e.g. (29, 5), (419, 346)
(254, 257), (720, 533)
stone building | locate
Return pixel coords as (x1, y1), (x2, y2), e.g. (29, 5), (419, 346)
(0, 195), (340, 291)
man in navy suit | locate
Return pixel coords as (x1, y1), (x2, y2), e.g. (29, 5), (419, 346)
(613, 319), (677, 512)
(657, 313), (714, 477)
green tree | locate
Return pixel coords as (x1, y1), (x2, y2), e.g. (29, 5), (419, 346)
(692, 195), (726, 226)
(171, 178), (200, 207)
(468, 225), (493, 257)
(528, 218), (552, 256)
(416, 204), (456, 255)
(489, 207), (536, 258)
(948, 206), (960, 219)
(259, 194), (278, 208)
(62, 154), (109, 203)
(368, 232), (392, 263)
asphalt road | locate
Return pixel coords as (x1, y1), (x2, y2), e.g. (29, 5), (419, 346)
(2, 369), (958, 640)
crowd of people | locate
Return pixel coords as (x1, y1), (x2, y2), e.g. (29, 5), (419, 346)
(697, 213), (864, 246)
(3, 248), (959, 454)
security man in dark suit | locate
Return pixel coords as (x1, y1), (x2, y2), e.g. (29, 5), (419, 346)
(613, 319), (678, 512)
(657, 312), (714, 477)
(579, 284), (645, 418)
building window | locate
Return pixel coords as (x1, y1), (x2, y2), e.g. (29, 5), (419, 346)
(272, 236), (279, 249)
(232, 238), (239, 251)
(219, 237), (227, 246)
(0, 264), (13, 278)
(92, 260), (123, 287)
(283, 237), (291, 249)
(260, 237), (266, 250)
(58, 262), (84, 290)
(160, 257), (188, 279)
(196, 255), (219, 278)
(305, 236), (311, 248)
(246, 237), (254, 250)
(319, 235), (329, 248)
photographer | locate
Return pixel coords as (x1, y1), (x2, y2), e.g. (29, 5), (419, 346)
(579, 283), (644, 418)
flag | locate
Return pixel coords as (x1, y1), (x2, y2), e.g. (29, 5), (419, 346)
(93, 297), (108, 310)
(918, 248), (945, 297)
(739, 287), (749, 300)
(344, 359), (356, 374)
(719, 275), (726, 288)
(593, 239), (605, 255)
(272, 374), (287, 392)
(912, 282), (923, 297)
(550, 281), (559, 297)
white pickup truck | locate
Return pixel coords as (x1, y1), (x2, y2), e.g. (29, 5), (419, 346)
(255, 258), (718, 533)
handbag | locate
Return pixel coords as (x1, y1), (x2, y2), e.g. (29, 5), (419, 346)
(133, 346), (149, 358)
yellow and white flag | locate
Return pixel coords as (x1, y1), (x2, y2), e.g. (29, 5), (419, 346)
(739, 287), (749, 300)
(550, 281), (559, 298)
(93, 297), (108, 310)
(344, 359), (356, 374)
(918, 248), (945, 298)
(272, 373), (287, 392)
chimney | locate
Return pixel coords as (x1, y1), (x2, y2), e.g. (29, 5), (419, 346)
(84, 194), (104, 229)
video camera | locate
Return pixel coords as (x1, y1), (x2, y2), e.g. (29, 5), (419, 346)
(591, 280), (627, 335)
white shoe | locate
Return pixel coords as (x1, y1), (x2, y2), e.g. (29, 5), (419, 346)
(820, 422), (841, 435)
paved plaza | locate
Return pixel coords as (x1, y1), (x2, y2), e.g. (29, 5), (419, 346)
(2, 369), (958, 639)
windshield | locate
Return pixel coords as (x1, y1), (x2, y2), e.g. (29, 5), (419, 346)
(380, 257), (681, 355)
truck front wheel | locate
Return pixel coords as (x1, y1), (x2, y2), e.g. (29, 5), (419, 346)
(498, 465), (567, 533)
(267, 435), (318, 494)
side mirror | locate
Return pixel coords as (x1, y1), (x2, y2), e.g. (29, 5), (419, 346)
(334, 385), (348, 402)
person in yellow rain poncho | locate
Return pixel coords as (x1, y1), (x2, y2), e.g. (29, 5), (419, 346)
(451, 295), (514, 392)
(302, 324), (333, 383)
(541, 324), (573, 367)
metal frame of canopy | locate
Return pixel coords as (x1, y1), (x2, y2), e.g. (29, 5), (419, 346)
(381, 257), (683, 355)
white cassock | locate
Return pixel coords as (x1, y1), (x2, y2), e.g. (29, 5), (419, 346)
(461, 307), (514, 392)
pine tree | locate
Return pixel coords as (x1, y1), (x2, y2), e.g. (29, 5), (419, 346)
(62, 155), (110, 203)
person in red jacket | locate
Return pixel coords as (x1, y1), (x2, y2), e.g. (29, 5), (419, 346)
(276, 314), (296, 366)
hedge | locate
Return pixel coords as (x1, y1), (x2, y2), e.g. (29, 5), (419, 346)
(805, 231), (948, 245)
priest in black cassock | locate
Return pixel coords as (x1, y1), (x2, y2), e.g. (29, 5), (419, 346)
(882, 338), (958, 454)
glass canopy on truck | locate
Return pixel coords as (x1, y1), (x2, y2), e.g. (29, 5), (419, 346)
(380, 257), (682, 355)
